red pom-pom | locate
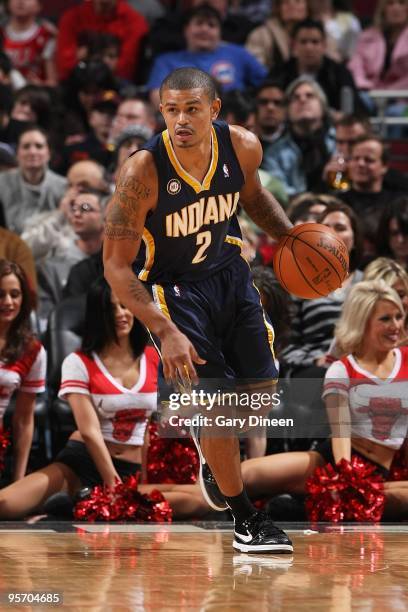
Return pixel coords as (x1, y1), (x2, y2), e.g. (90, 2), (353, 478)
(146, 421), (199, 484)
(73, 472), (172, 522)
(0, 428), (11, 475)
(389, 447), (408, 482)
(305, 456), (386, 522)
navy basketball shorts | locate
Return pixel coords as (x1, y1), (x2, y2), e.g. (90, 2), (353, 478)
(145, 256), (279, 384)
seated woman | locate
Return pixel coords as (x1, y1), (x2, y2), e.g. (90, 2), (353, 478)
(0, 277), (158, 519)
(241, 280), (408, 520)
(0, 259), (46, 482)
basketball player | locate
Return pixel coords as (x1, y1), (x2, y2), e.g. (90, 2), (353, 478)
(104, 67), (294, 553)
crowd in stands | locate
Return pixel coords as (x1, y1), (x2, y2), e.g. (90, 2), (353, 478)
(0, 0), (408, 522)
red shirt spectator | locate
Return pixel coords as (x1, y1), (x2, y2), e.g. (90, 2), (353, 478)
(56, 0), (148, 81)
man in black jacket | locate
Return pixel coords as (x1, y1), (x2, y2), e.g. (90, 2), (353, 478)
(271, 19), (366, 115)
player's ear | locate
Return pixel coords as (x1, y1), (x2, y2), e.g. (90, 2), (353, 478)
(159, 103), (164, 116)
(211, 98), (222, 120)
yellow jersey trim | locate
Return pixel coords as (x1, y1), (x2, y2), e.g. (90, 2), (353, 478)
(252, 281), (276, 362)
(162, 127), (219, 194)
(138, 228), (155, 281)
(152, 284), (171, 320)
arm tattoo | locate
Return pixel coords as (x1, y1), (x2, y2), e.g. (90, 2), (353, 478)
(242, 188), (292, 240)
(104, 176), (151, 242)
(128, 278), (153, 304)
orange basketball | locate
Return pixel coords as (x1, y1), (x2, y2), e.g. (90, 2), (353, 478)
(273, 223), (349, 299)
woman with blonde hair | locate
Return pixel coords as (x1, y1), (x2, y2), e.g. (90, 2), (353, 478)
(239, 280), (408, 520)
(363, 257), (408, 343)
(349, 0), (408, 90)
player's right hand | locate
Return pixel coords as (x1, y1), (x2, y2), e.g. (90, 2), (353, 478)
(160, 327), (206, 387)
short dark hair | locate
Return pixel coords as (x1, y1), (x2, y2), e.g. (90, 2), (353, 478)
(81, 277), (148, 358)
(14, 85), (52, 128)
(17, 125), (50, 148)
(351, 135), (389, 164)
(255, 79), (285, 98)
(293, 18), (326, 40)
(219, 90), (254, 124)
(183, 4), (223, 28)
(335, 113), (371, 131)
(160, 67), (218, 101)
(0, 259), (35, 364)
(317, 201), (364, 273)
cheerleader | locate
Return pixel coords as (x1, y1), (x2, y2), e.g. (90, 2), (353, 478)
(0, 277), (158, 518)
(0, 259), (46, 482)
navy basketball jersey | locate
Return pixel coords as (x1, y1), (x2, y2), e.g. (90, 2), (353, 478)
(132, 120), (245, 284)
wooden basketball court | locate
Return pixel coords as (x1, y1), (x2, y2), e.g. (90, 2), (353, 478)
(0, 521), (407, 610)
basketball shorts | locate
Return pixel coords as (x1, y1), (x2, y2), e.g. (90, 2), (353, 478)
(146, 256), (279, 384)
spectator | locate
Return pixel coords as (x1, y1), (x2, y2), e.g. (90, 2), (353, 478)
(376, 197), (408, 270)
(0, 85), (53, 147)
(323, 114), (408, 193)
(338, 135), (403, 257)
(286, 192), (332, 225)
(111, 124), (153, 183)
(246, 0), (309, 72)
(271, 19), (365, 113)
(0, 227), (37, 293)
(61, 60), (119, 142)
(309, 0), (361, 61)
(349, 0), (408, 91)
(37, 189), (106, 321)
(1, 0), (57, 86)
(0, 259), (46, 482)
(281, 200), (364, 374)
(21, 159), (108, 262)
(108, 97), (157, 149)
(262, 77), (336, 196)
(219, 90), (256, 132)
(364, 257), (408, 342)
(147, 4), (267, 108)
(0, 126), (66, 234)
(254, 80), (286, 150)
(0, 276), (159, 518)
(58, 91), (120, 174)
(56, 0), (149, 82)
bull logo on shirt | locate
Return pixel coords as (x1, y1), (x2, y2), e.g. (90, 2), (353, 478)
(357, 397), (408, 441)
(112, 408), (147, 442)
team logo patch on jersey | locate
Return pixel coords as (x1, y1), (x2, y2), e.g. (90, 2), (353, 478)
(174, 285), (181, 297)
(223, 163), (229, 177)
(167, 179), (181, 195)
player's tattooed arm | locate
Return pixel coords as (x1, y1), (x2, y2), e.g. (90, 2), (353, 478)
(104, 175), (151, 241)
(229, 125), (293, 240)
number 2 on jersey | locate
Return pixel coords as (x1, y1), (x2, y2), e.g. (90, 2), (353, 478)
(192, 231), (211, 264)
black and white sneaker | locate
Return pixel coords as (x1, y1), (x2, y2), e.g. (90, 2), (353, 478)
(190, 423), (228, 511)
(233, 512), (293, 553)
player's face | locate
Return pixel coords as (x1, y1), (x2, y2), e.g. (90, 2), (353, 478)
(17, 130), (50, 172)
(0, 274), (23, 327)
(364, 300), (403, 353)
(111, 293), (134, 338)
(160, 88), (221, 149)
(322, 211), (354, 253)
